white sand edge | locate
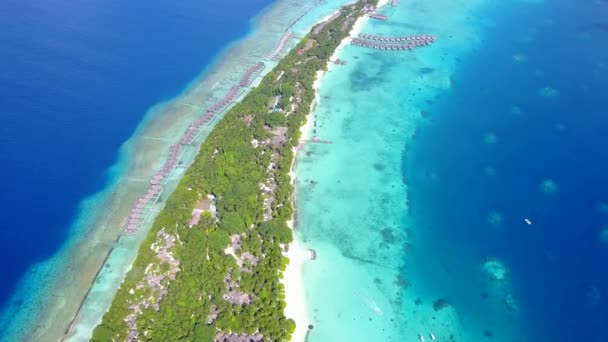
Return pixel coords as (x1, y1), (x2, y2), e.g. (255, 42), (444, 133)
(299, 0), (389, 141)
(281, 234), (310, 342)
(282, 2), (388, 340)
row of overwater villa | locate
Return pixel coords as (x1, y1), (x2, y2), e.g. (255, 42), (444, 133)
(239, 62), (266, 87)
(358, 33), (436, 43)
(350, 31), (436, 51)
(122, 30), (300, 235)
(122, 1), (436, 235)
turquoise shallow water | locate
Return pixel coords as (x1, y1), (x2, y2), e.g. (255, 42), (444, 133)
(295, 0), (526, 340)
(298, 0), (608, 340)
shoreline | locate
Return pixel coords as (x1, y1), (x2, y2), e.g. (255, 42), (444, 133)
(284, 0), (500, 339)
(66, 2), (366, 342)
(281, 12), (335, 342)
(280, 230), (310, 342)
(88, 2), (374, 339)
(282, 2), (384, 340)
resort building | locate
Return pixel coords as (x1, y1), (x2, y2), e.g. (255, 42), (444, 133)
(189, 195), (217, 227)
(270, 126), (288, 147)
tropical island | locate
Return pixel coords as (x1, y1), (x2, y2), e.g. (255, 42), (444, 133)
(90, 0), (376, 340)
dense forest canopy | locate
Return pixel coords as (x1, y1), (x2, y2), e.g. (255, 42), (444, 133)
(91, 1), (374, 341)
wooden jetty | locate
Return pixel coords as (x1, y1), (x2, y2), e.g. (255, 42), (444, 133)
(369, 14), (389, 21)
(300, 138), (333, 144)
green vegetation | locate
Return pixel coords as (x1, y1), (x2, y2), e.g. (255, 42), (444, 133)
(91, 1), (374, 341)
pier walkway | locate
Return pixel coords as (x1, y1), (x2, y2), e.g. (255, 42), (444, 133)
(300, 138), (333, 144)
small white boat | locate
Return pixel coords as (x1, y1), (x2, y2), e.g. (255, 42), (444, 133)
(524, 218), (532, 225)
(418, 333), (425, 341)
(430, 333), (436, 340)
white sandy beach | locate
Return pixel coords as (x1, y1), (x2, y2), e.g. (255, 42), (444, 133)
(332, 0), (390, 57)
(289, 0), (504, 339)
(281, 2), (389, 340)
(281, 20), (339, 342)
(281, 235), (311, 342)
(298, 0), (388, 140)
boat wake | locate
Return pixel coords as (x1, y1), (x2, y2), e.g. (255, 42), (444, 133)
(358, 293), (382, 316)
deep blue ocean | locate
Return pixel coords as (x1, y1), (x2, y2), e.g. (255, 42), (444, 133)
(0, 0), (273, 320)
(406, 0), (608, 340)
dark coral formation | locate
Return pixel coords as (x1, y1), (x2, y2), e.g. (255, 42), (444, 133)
(395, 272), (409, 288)
(381, 227), (396, 244)
(433, 298), (450, 311)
